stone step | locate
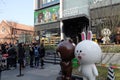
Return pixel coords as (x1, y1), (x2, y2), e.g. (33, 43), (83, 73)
(45, 54), (60, 58)
(45, 56), (61, 61)
(44, 54), (61, 64)
(44, 59), (60, 64)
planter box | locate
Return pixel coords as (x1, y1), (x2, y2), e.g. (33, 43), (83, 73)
(100, 44), (120, 53)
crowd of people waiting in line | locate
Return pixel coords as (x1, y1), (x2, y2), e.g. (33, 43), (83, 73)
(0, 42), (45, 70)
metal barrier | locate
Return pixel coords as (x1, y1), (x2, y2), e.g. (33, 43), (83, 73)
(72, 75), (83, 80)
(44, 52), (61, 64)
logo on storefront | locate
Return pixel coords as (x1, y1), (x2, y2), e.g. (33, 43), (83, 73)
(63, 7), (79, 17)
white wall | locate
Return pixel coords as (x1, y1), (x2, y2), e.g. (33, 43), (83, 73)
(62, 0), (90, 18)
(90, 0), (120, 9)
(34, 0), (38, 10)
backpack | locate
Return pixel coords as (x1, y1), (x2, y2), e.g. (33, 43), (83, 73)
(34, 47), (39, 57)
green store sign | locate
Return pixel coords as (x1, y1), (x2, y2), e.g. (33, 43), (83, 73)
(34, 5), (59, 25)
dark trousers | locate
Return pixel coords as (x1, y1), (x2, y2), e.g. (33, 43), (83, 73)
(34, 57), (39, 67)
(7, 58), (11, 69)
(10, 56), (17, 68)
(30, 56), (34, 67)
(40, 57), (44, 67)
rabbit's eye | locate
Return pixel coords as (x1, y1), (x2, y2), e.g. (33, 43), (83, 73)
(80, 50), (82, 53)
(76, 50), (79, 53)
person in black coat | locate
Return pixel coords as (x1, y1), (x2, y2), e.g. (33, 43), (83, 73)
(1, 44), (6, 54)
(18, 43), (25, 68)
(40, 43), (45, 69)
(7, 45), (17, 69)
(29, 44), (34, 67)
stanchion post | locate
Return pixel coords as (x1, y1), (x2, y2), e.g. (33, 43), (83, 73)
(54, 52), (56, 64)
(0, 59), (2, 80)
(17, 63), (24, 77)
(0, 66), (1, 80)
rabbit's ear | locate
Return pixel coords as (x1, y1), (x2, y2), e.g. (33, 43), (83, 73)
(81, 32), (86, 40)
(87, 31), (93, 40)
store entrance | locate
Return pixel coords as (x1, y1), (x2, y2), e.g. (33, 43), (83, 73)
(63, 16), (89, 44)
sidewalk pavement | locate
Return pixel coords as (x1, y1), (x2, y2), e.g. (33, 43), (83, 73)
(1, 63), (61, 80)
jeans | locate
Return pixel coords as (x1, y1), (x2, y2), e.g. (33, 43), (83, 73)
(34, 57), (39, 67)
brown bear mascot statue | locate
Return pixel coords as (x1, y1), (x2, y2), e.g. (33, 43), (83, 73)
(56, 39), (75, 80)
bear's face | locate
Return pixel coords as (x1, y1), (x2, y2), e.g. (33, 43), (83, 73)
(56, 40), (75, 61)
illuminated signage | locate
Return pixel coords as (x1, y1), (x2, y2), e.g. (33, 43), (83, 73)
(34, 5), (59, 25)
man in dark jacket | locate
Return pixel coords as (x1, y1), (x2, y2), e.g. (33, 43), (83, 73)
(7, 45), (17, 69)
(29, 44), (34, 67)
(40, 43), (45, 69)
(18, 43), (25, 68)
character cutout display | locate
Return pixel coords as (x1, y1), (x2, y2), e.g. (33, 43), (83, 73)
(56, 39), (75, 80)
(75, 31), (102, 80)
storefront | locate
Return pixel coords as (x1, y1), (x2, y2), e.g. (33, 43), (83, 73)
(34, 0), (91, 44)
(61, 15), (89, 44)
(61, 0), (90, 44)
(34, 4), (60, 44)
(35, 22), (60, 44)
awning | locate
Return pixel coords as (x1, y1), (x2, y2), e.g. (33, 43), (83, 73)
(60, 14), (89, 21)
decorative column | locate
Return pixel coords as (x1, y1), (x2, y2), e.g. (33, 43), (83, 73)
(60, 0), (64, 40)
(60, 22), (64, 40)
(34, 0), (38, 10)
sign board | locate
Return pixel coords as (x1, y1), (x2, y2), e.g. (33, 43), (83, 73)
(34, 5), (59, 25)
(63, 7), (79, 17)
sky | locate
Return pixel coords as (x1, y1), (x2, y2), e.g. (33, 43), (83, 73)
(0, 0), (34, 26)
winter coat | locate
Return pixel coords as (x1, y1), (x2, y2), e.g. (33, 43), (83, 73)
(40, 47), (45, 58)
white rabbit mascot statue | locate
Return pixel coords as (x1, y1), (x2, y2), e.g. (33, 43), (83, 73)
(75, 31), (102, 80)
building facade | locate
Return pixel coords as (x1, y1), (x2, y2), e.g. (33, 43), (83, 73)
(34, 0), (60, 44)
(34, 0), (92, 44)
(0, 20), (34, 44)
(61, 0), (91, 44)
(90, 0), (120, 41)
(34, 0), (120, 44)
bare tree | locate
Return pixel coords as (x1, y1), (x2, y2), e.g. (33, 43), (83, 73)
(90, 1), (120, 65)
(90, 1), (120, 38)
